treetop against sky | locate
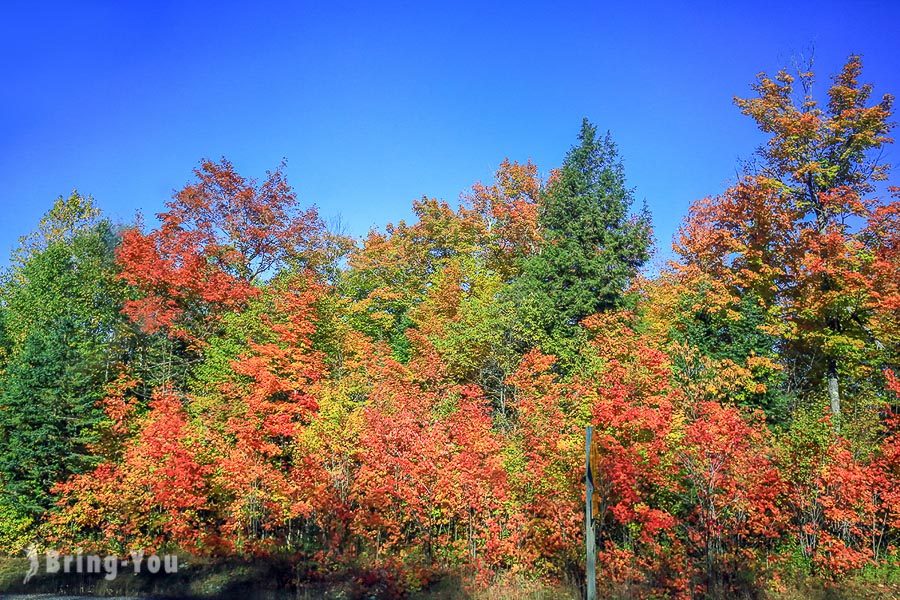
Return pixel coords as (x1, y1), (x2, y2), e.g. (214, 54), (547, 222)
(1, 1), (899, 268)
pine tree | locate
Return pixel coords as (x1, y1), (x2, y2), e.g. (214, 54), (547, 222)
(512, 119), (652, 363)
(0, 318), (107, 514)
(0, 219), (123, 528)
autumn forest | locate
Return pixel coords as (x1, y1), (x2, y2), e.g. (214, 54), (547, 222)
(1, 56), (898, 598)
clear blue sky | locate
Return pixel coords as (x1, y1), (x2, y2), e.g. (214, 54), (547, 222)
(1, 1), (898, 270)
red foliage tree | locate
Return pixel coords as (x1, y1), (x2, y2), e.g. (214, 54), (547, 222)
(351, 334), (509, 581)
(117, 159), (326, 343)
(680, 402), (785, 592)
(49, 388), (211, 553)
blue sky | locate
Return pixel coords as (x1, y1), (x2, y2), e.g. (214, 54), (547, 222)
(1, 1), (898, 270)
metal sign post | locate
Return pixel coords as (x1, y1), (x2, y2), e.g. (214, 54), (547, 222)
(585, 426), (596, 600)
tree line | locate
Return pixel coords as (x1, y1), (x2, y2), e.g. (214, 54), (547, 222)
(0, 56), (897, 597)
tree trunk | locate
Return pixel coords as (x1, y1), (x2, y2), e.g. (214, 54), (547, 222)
(827, 359), (841, 430)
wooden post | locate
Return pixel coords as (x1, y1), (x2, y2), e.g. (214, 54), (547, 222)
(585, 426), (596, 600)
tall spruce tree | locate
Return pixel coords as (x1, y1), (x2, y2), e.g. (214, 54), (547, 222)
(0, 317), (109, 514)
(512, 119), (652, 363)
(0, 200), (124, 541)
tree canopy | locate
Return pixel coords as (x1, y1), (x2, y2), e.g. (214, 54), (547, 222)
(0, 56), (898, 598)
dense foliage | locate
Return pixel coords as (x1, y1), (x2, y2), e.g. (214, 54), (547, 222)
(1, 57), (898, 598)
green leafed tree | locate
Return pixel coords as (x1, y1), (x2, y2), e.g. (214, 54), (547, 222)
(10, 191), (102, 268)
(0, 197), (124, 549)
(512, 119), (652, 365)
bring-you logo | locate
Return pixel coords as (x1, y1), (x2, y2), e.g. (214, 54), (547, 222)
(23, 546), (178, 583)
